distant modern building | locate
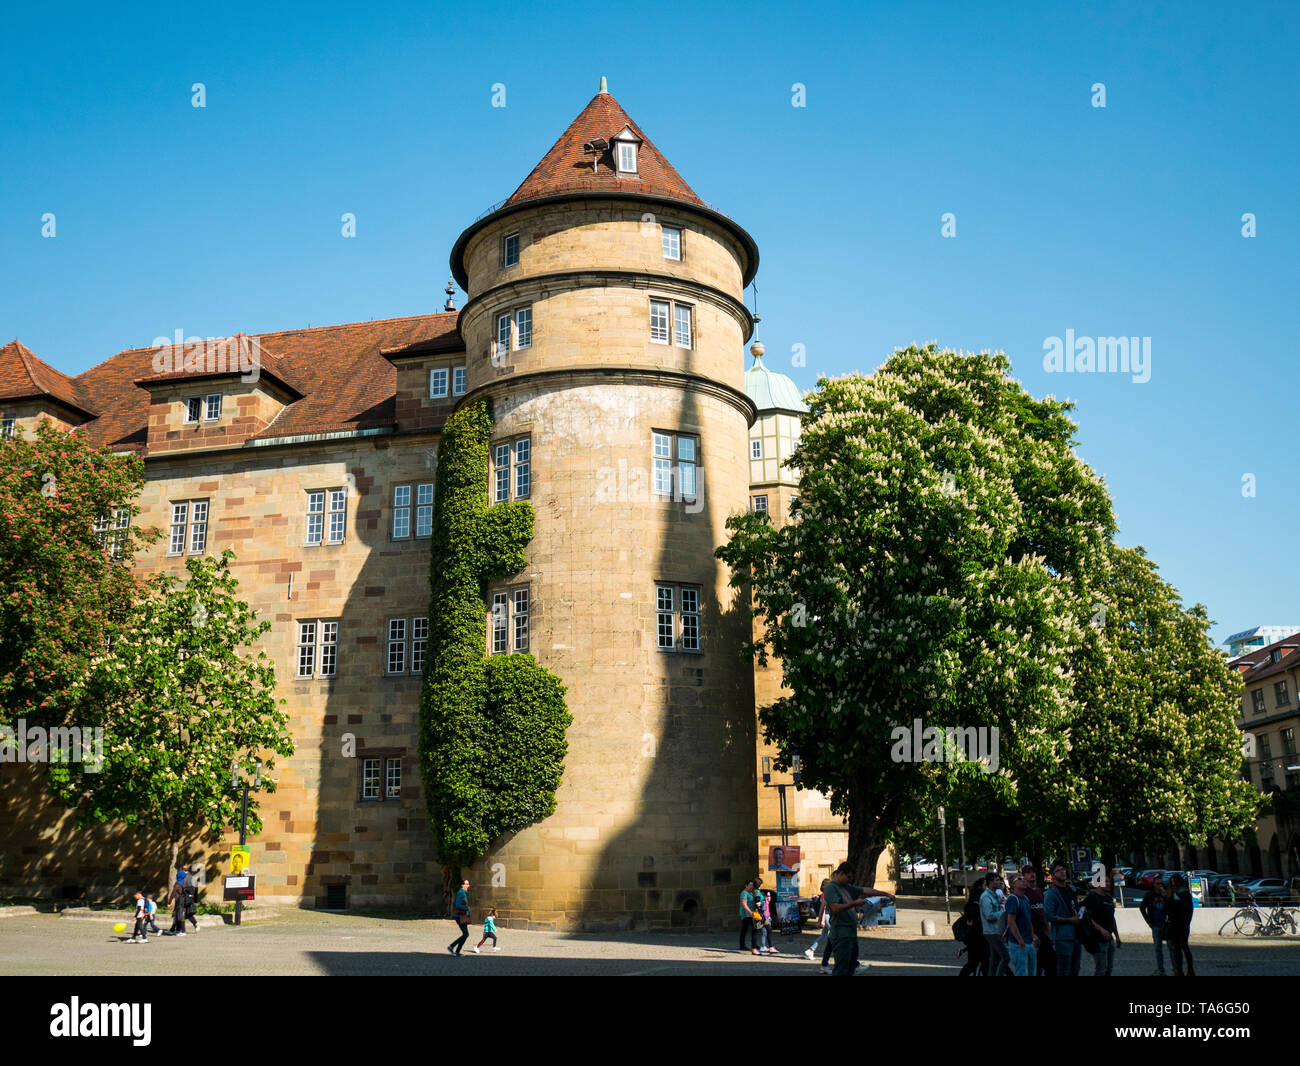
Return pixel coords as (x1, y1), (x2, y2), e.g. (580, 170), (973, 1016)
(1225, 625), (1300, 659)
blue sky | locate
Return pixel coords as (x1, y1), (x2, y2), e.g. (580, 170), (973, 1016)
(1, 1), (1296, 646)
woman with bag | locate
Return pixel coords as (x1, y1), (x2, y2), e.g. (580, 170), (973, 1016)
(739, 879), (759, 953)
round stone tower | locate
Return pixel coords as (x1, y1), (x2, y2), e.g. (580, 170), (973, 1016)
(447, 83), (760, 929)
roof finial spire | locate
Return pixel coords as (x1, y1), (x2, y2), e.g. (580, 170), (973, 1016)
(749, 282), (764, 362)
(444, 278), (456, 312)
(599, 75), (608, 94)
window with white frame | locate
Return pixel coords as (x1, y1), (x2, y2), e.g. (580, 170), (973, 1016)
(306, 489), (346, 545)
(655, 584), (702, 652)
(617, 139), (637, 173)
(204, 393), (222, 421)
(496, 313), (511, 362)
(494, 306), (533, 360)
(751, 495), (768, 514)
(650, 300), (670, 344)
(502, 232), (520, 268)
(386, 616), (429, 674)
(429, 368), (449, 399)
(515, 307), (532, 349)
(452, 365), (467, 396)
(93, 508), (131, 559)
(492, 437), (531, 502)
(489, 587), (530, 655)
(183, 397), (202, 424)
(296, 619), (339, 679)
(673, 305), (693, 349)
(360, 756), (403, 801)
(1, 417), (15, 438)
(168, 500), (208, 555)
(662, 225), (681, 261)
(652, 431), (698, 500)
(751, 439), (763, 460)
(392, 482), (434, 539)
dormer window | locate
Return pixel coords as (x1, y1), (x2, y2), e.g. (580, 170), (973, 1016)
(613, 128), (639, 174)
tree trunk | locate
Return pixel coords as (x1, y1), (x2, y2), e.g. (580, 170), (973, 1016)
(168, 839), (179, 896)
(440, 863), (460, 918)
(846, 774), (901, 888)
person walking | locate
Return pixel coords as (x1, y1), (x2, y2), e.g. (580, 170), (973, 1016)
(755, 877), (778, 954)
(1044, 863), (1083, 976)
(957, 881), (988, 976)
(1166, 873), (1196, 977)
(182, 868), (201, 933)
(804, 879), (830, 964)
(144, 894), (161, 936)
(167, 869), (188, 936)
(474, 909), (499, 953)
(1140, 876), (1169, 976)
(1021, 864), (1053, 977)
(1083, 872), (1120, 976)
(822, 861), (895, 977)
(979, 872), (1010, 977)
(739, 879), (760, 953)
(1005, 875), (1037, 976)
(447, 878), (471, 957)
(128, 891), (150, 944)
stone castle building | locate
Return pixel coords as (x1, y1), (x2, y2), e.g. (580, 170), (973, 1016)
(0, 85), (874, 927)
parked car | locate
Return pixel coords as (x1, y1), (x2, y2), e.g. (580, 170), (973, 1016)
(1240, 878), (1295, 902)
(1135, 869), (1170, 889)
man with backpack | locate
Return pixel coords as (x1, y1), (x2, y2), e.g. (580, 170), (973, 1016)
(979, 872), (1010, 976)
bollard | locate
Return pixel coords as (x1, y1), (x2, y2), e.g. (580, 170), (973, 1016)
(921, 918), (935, 936)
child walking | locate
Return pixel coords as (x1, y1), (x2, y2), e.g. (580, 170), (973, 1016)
(473, 909), (500, 953)
(145, 894), (160, 935)
(128, 891), (150, 943)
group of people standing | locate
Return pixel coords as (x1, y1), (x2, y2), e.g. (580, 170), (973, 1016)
(956, 863), (1195, 976)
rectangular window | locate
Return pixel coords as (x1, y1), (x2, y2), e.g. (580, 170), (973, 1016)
(327, 489), (346, 544)
(513, 588), (530, 652)
(680, 587), (700, 652)
(656, 585), (675, 650)
(95, 508), (131, 559)
(514, 438), (531, 499)
(184, 397), (202, 424)
(652, 431), (698, 500)
(790, 495), (800, 516)
(319, 620), (339, 678)
(415, 483), (434, 537)
(204, 394), (222, 421)
(362, 758), (380, 800)
(411, 617), (428, 674)
(169, 502), (188, 554)
(1261, 733), (1273, 759)
(674, 304), (692, 349)
(650, 300), (670, 344)
(751, 439), (763, 460)
(491, 591), (509, 654)
(297, 621), (317, 679)
(751, 495), (768, 514)
(0, 417), (14, 438)
(515, 307), (532, 350)
(385, 757), (402, 799)
(494, 443), (511, 503)
(502, 232), (519, 268)
(387, 619), (407, 675)
(189, 499), (209, 553)
(1252, 689), (1266, 714)
(656, 584), (702, 652)
(662, 225), (681, 261)
(429, 368), (449, 399)
(617, 140), (637, 173)
(1276, 680), (1290, 707)
(1283, 727), (1297, 756)
(392, 485), (411, 539)
(452, 365), (467, 396)
(497, 313), (511, 360)
(306, 491), (325, 545)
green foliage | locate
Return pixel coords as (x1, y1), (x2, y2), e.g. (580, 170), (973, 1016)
(49, 550), (293, 863)
(0, 419), (158, 728)
(718, 344), (1117, 881)
(419, 398), (571, 867)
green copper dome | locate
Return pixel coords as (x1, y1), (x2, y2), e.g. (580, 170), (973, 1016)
(744, 345), (807, 413)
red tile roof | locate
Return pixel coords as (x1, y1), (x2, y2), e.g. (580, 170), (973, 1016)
(503, 91), (705, 210)
(0, 339), (98, 418)
(50, 312), (460, 454)
(1232, 632), (1300, 684)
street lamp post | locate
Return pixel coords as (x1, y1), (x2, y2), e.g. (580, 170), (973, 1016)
(230, 761), (262, 927)
(761, 754), (801, 847)
(958, 817), (968, 895)
(938, 806), (951, 924)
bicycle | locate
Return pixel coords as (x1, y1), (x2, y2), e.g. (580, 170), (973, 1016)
(1217, 896), (1300, 936)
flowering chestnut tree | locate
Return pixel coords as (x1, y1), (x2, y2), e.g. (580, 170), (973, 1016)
(718, 344), (1116, 883)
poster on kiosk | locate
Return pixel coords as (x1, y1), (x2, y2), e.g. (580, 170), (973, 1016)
(767, 846), (801, 932)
